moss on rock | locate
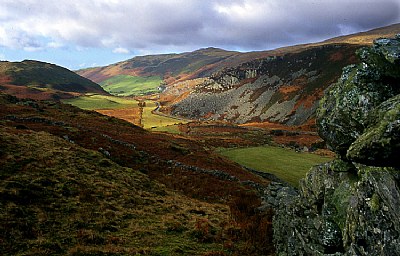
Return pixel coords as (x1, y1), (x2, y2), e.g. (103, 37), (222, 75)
(317, 35), (400, 162)
(347, 94), (400, 167)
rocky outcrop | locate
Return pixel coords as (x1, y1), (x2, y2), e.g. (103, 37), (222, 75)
(317, 36), (400, 159)
(171, 44), (360, 125)
(271, 36), (400, 255)
(271, 163), (400, 256)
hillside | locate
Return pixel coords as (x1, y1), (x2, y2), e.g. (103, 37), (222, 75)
(77, 23), (400, 89)
(169, 44), (361, 125)
(77, 47), (241, 94)
(0, 126), (231, 255)
(0, 93), (274, 255)
(75, 24), (400, 128)
(322, 23), (400, 45)
(0, 60), (107, 100)
(164, 24), (400, 126)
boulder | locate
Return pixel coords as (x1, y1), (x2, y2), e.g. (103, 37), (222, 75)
(272, 163), (400, 256)
(317, 35), (400, 158)
(347, 94), (400, 167)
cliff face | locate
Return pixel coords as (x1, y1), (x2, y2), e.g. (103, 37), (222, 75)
(270, 35), (400, 255)
(170, 44), (359, 125)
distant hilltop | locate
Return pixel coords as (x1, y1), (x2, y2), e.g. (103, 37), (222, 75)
(0, 60), (107, 100)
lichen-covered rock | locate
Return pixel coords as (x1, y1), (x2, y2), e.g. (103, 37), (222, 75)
(271, 35), (400, 256)
(317, 36), (400, 158)
(347, 94), (400, 167)
(271, 163), (400, 256)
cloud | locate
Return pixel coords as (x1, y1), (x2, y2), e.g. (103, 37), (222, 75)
(0, 0), (399, 55)
(112, 47), (130, 54)
(47, 42), (64, 49)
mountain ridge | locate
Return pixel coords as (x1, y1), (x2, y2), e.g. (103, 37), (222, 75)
(161, 24), (400, 126)
(77, 23), (400, 88)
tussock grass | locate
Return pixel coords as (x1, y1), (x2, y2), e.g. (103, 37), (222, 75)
(0, 94), (275, 255)
(0, 127), (231, 255)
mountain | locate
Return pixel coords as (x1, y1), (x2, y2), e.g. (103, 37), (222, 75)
(321, 23), (400, 45)
(164, 24), (400, 126)
(169, 44), (360, 125)
(0, 60), (107, 100)
(77, 47), (241, 96)
(77, 23), (400, 90)
(76, 24), (400, 127)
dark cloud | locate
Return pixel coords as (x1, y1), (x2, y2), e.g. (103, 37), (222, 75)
(0, 0), (399, 54)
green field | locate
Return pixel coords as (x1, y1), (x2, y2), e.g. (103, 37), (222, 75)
(100, 75), (163, 96)
(151, 124), (181, 134)
(218, 146), (332, 186)
(63, 96), (187, 129)
(141, 101), (184, 129)
(62, 94), (137, 110)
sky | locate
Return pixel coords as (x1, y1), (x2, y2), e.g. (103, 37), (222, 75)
(0, 0), (399, 70)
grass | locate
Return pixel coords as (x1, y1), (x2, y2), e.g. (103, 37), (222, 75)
(0, 127), (232, 255)
(141, 101), (183, 129)
(63, 96), (187, 129)
(100, 75), (163, 96)
(151, 124), (182, 134)
(0, 93), (275, 255)
(62, 94), (137, 110)
(1, 60), (104, 94)
(218, 146), (333, 186)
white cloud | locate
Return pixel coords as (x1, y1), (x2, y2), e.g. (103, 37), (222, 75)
(23, 46), (43, 52)
(47, 42), (63, 49)
(0, 0), (399, 55)
(112, 47), (130, 54)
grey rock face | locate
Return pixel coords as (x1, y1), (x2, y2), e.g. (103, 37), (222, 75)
(170, 44), (360, 125)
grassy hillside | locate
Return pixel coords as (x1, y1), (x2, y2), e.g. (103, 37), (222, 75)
(141, 100), (184, 129)
(219, 146), (332, 186)
(62, 94), (137, 110)
(0, 60), (107, 100)
(100, 75), (163, 96)
(0, 93), (274, 255)
(76, 47), (240, 85)
(0, 126), (234, 255)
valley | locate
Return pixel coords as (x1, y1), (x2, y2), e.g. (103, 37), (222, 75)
(0, 23), (399, 255)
